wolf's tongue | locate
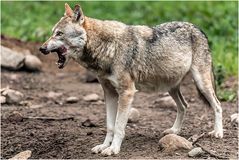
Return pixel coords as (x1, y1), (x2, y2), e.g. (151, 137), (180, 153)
(56, 52), (66, 69)
(60, 46), (67, 54)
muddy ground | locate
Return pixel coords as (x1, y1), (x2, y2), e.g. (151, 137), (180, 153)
(1, 36), (238, 159)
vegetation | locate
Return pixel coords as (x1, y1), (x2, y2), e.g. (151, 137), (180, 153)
(1, 1), (238, 100)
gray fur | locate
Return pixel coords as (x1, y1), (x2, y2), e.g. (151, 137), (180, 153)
(40, 6), (223, 155)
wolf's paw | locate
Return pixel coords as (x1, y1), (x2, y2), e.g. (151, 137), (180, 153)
(208, 130), (223, 138)
(91, 144), (109, 154)
(101, 146), (120, 156)
(162, 128), (179, 135)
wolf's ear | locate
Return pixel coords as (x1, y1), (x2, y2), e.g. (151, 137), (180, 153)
(65, 3), (73, 17)
(73, 4), (84, 24)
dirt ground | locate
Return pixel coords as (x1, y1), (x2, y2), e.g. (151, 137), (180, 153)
(1, 35), (238, 159)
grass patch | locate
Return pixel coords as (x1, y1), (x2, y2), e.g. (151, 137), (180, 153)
(1, 1), (238, 76)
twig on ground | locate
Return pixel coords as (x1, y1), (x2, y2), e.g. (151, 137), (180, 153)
(195, 143), (229, 159)
(23, 116), (74, 121)
(191, 132), (206, 145)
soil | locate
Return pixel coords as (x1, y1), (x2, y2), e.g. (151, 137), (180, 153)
(1, 35), (238, 159)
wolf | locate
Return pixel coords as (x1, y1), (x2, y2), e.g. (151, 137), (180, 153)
(39, 3), (223, 156)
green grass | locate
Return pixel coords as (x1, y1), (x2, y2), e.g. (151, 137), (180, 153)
(1, 1), (238, 76)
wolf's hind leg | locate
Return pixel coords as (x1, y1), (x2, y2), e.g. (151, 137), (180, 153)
(191, 67), (223, 138)
(91, 79), (118, 154)
(163, 86), (188, 135)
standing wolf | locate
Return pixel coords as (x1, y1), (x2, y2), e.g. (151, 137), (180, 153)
(40, 3), (223, 156)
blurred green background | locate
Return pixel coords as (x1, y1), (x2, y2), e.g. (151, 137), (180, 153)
(1, 1), (238, 76)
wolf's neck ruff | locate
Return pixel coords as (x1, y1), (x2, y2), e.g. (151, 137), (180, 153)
(79, 17), (126, 74)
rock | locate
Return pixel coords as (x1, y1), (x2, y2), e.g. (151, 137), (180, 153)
(0, 45), (25, 70)
(66, 96), (79, 103)
(82, 119), (96, 127)
(128, 108), (140, 123)
(159, 134), (193, 152)
(156, 96), (177, 109)
(0, 96), (6, 104)
(84, 71), (98, 83)
(0, 87), (9, 94)
(9, 74), (21, 82)
(2, 89), (24, 104)
(230, 113), (239, 124)
(24, 55), (42, 71)
(9, 150), (32, 160)
(188, 147), (204, 157)
(92, 100), (104, 105)
(83, 93), (99, 102)
(19, 101), (32, 107)
(7, 111), (23, 122)
(47, 91), (63, 99)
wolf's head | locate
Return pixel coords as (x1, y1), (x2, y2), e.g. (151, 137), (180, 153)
(39, 3), (87, 69)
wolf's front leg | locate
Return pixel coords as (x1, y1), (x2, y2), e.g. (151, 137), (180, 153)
(92, 79), (118, 154)
(101, 77), (136, 156)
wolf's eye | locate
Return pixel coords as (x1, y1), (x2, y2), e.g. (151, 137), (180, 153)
(56, 31), (64, 36)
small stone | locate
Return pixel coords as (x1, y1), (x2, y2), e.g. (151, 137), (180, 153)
(92, 100), (104, 105)
(7, 111), (23, 122)
(9, 74), (21, 81)
(189, 98), (195, 103)
(19, 101), (32, 107)
(3, 89), (24, 104)
(24, 55), (42, 71)
(0, 96), (6, 104)
(155, 96), (177, 109)
(84, 71), (98, 83)
(9, 150), (32, 160)
(128, 108), (140, 123)
(66, 96), (79, 103)
(159, 134), (193, 153)
(188, 147), (204, 157)
(47, 91), (63, 99)
(0, 87), (9, 94)
(230, 113), (239, 124)
(83, 93), (99, 102)
(82, 119), (96, 127)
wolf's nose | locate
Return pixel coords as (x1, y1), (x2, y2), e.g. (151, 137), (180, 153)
(39, 46), (49, 55)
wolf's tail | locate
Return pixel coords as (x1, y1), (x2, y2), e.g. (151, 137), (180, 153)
(190, 26), (217, 105)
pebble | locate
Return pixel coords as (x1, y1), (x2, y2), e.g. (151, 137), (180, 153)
(7, 111), (23, 122)
(47, 91), (63, 99)
(84, 71), (98, 83)
(82, 119), (96, 127)
(128, 108), (140, 123)
(0, 96), (6, 104)
(2, 88), (24, 104)
(188, 147), (204, 157)
(155, 96), (177, 109)
(9, 150), (32, 160)
(66, 96), (79, 103)
(159, 134), (193, 152)
(230, 113), (239, 124)
(83, 93), (99, 102)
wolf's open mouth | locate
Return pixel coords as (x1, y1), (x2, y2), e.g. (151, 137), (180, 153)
(51, 46), (67, 69)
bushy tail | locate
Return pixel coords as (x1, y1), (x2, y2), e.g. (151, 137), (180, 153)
(190, 26), (217, 105)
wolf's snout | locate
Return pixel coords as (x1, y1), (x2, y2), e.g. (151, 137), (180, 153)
(39, 46), (50, 55)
